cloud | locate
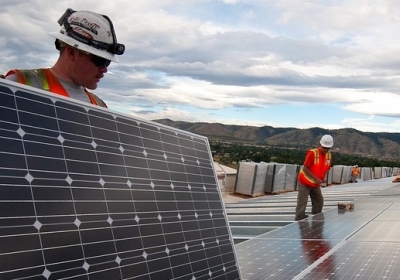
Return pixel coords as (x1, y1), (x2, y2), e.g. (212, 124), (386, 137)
(2, 0), (400, 132)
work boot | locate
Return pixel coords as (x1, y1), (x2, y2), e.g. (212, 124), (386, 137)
(295, 215), (308, 221)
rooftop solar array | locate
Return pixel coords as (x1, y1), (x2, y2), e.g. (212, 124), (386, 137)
(0, 80), (241, 280)
(235, 185), (400, 279)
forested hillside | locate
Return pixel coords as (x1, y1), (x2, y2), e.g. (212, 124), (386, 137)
(154, 119), (400, 161)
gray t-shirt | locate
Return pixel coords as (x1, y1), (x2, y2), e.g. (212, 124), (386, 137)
(6, 71), (91, 104)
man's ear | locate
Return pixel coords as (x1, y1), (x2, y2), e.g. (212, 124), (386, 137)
(65, 46), (78, 61)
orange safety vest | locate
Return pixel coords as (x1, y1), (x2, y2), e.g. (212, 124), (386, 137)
(298, 148), (332, 187)
(6, 69), (107, 108)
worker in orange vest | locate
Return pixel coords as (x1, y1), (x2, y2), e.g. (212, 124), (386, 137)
(351, 165), (360, 183)
(4, 8), (125, 108)
(295, 135), (333, 221)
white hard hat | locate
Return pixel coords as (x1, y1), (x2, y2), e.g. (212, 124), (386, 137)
(320, 134), (334, 148)
(48, 8), (125, 62)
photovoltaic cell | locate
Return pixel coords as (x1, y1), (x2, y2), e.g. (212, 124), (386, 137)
(0, 80), (241, 280)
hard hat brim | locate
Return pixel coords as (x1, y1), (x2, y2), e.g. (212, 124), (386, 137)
(48, 32), (119, 63)
(320, 142), (333, 148)
(321, 144), (333, 148)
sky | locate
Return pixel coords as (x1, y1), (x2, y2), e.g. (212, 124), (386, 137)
(2, 0), (400, 133)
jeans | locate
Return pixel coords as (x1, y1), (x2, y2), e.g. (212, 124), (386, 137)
(295, 183), (324, 221)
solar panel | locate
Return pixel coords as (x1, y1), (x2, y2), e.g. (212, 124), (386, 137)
(0, 80), (241, 280)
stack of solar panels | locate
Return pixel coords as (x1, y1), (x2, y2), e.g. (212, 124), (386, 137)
(234, 162), (269, 197)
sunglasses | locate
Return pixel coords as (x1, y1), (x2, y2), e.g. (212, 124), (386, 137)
(80, 50), (111, 68)
(89, 54), (111, 68)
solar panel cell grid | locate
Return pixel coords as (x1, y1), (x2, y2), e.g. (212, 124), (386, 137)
(0, 80), (241, 280)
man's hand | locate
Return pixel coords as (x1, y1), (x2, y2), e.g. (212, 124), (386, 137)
(0, 74), (5, 79)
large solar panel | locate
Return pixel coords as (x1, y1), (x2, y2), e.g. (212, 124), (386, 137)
(0, 80), (241, 280)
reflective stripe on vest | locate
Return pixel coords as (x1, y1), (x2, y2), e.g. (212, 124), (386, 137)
(6, 69), (107, 108)
(312, 148), (332, 164)
(312, 149), (319, 164)
(299, 169), (317, 186)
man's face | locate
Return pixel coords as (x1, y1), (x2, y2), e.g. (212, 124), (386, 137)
(72, 50), (110, 89)
(321, 147), (330, 154)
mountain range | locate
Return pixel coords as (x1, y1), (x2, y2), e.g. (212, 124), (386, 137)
(153, 119), (400, 160)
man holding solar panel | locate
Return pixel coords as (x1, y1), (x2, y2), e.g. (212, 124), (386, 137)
(4, 8), (125, 108)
